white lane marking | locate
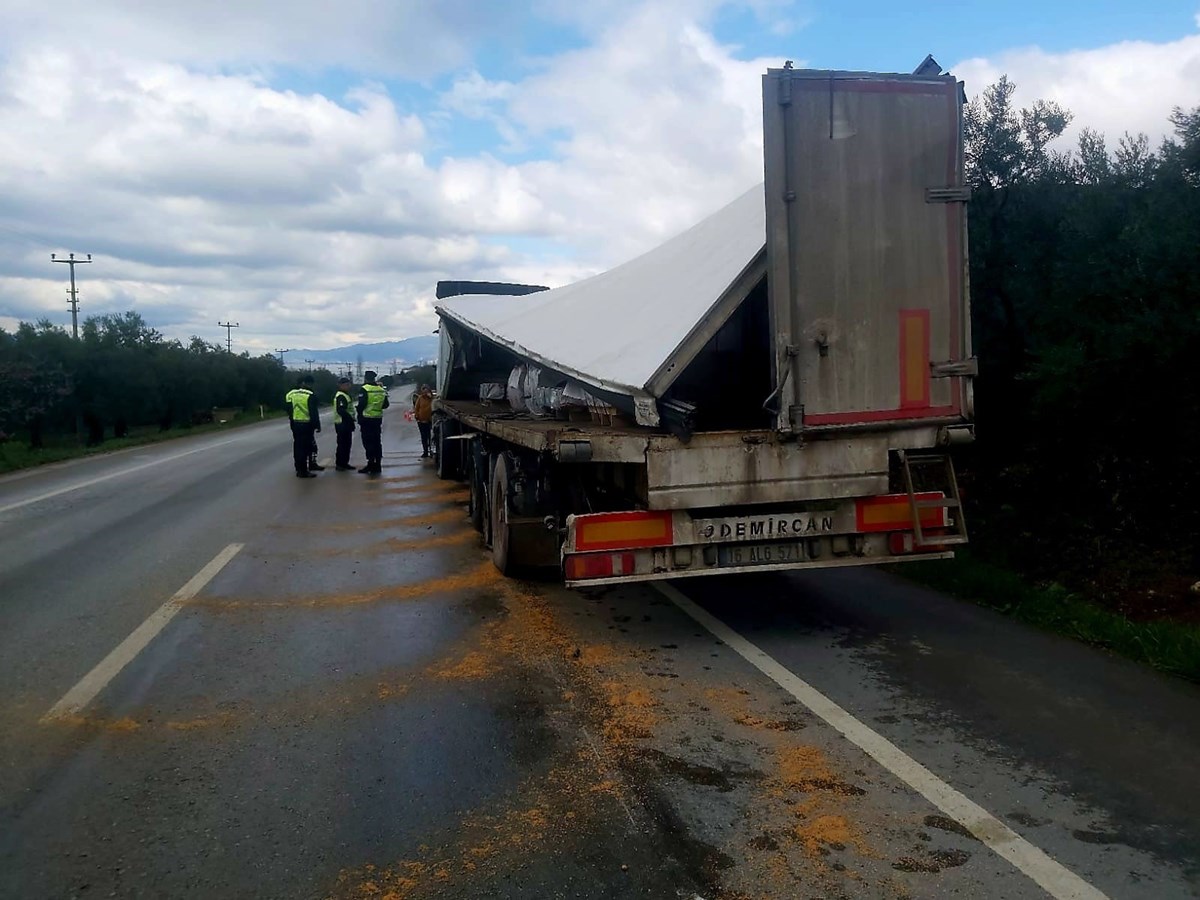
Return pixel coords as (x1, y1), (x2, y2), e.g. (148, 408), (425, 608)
(43, 543), (244, 721)
(0, 438), (246, 516)
(653, 582), (1109, 900)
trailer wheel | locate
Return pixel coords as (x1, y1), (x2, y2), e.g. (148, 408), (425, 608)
(490, 453), (513, 575)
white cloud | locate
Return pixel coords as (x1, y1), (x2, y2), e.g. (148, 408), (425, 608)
(1, 2), (784, 348)
(498, 5), (777, 259)
(441, 71), (515, 119)
(0, 49), (505, 349)
(0, 0), (524, 78)
(953, 31), (1200, 150)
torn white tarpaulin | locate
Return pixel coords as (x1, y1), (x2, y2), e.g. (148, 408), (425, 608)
(435, 184), (766, 419)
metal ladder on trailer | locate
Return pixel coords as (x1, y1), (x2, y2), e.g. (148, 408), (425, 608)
(896, 451), (969, 547)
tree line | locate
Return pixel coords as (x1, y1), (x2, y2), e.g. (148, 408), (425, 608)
(962, 77), (1200, 589)
(0, 312), (298, 447)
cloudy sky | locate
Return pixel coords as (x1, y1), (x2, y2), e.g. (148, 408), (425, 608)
(1, 0), (1197, 353)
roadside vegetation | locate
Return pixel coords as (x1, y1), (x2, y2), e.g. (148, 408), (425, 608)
(0, 312), (339, 474)
(904, 78), (1200, 675)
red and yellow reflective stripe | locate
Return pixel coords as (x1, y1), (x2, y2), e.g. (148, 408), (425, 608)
(573, 511), (673, 552)
(899, 309), (931, 409)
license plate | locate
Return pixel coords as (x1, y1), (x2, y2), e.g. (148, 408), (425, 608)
(717, 541), (806, 567)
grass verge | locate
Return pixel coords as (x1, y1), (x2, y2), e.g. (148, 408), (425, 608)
(898, 549), (1200, 683)
(0, 411), (287, 475)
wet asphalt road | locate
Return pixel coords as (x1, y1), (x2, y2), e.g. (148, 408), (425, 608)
(0, 407), (1197, 899)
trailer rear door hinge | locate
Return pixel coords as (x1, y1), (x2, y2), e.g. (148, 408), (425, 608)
(925, 187), (971, 203)
(930, 357), (978, 378)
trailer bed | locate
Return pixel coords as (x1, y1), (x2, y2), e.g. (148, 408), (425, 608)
(439, 400), (652, 463)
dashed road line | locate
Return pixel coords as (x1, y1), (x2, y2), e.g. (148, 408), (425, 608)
(654, 581), (1109, 900)
(42, 543), (245, 721)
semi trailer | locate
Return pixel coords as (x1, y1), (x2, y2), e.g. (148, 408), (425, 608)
(430, 61), (975, 587)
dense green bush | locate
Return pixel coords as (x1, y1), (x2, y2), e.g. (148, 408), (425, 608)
(964, 77), (1200, 579)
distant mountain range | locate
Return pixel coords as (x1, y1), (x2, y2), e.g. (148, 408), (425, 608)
(288, 336), (439, 372)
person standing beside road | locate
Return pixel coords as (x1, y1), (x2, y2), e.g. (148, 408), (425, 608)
(357, 371), (389, 474)
(413, 384), (434, 458)
(333, 377), (356, 471)
(285, 375), (321, 478)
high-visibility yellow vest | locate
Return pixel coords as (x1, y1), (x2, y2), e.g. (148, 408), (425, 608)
(334, 390), (354, 423)
(361, 384), (387, 418)
(286, 388), (313, 423)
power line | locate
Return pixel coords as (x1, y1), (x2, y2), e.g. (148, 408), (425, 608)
(50, 252), (92, 340)
(218, 321), (240, 353)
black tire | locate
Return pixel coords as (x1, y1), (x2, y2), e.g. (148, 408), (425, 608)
(490, 452), (513, 575)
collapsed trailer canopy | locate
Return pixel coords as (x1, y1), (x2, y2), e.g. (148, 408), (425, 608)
(435, 185), (767, 424)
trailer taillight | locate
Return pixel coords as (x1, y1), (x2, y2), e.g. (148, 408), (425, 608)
(573, 511), (673, 552)
(565, 552), (637, 581)
(889, 531), (950, 555)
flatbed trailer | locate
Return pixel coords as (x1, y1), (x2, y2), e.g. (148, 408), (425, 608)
(431, 60), (976, 586)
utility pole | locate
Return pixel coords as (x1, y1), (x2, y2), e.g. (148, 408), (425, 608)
(50, 252), (92, 339)
(218, 320), (239, 353)
(304, 358), (315, 371)
(275, 348), (290, 366)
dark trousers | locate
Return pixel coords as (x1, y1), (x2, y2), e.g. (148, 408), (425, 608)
(417, 421), (432, 455)
(360, 418), (383, 467)
(291, 421), (315, 474)
(335, 424), (354, 467)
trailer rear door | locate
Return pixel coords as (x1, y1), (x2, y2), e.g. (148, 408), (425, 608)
(762, 68), (972, 431)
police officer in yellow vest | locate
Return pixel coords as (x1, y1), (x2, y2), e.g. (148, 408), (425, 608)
(356, 371), (389, 474)
(333, 377), (356, 471)
(285, 375), (322, 478)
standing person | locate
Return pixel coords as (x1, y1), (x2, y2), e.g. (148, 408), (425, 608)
(333, 377), (356, 471)
(285, 375), (321, 478)
(357, 371), (389, 474)
(413, 384), (434, 458)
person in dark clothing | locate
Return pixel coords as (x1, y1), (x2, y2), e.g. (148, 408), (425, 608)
(285, 375), (321, 478)
(333, 377), (356, 471)
(356, 370), (389, 474)
(413, 384), (434, 458)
